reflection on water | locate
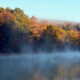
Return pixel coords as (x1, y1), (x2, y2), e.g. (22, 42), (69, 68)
(0, 52), (80, 80)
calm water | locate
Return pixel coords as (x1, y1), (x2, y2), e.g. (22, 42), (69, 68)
(0, 52), (80, 80)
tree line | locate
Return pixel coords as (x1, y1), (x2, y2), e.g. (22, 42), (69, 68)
(0, 7), (80, 53)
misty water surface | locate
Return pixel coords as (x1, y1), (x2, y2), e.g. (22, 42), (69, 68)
(0, 52), (80, 80)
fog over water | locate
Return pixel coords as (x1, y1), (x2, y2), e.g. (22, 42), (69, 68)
(0, 52), (80, 80)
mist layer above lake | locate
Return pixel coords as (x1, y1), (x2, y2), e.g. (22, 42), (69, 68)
(0, 52), (80, 80)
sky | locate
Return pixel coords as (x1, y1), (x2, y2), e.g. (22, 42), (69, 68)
(0, 0), (80, 22)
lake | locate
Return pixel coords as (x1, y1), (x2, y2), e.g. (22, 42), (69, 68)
(0, 52), (80, 80)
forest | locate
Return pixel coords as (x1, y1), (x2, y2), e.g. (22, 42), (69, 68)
(0, 7), (80, 53)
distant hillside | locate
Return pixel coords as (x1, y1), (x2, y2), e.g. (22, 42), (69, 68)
(0, 7), (80, 54)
